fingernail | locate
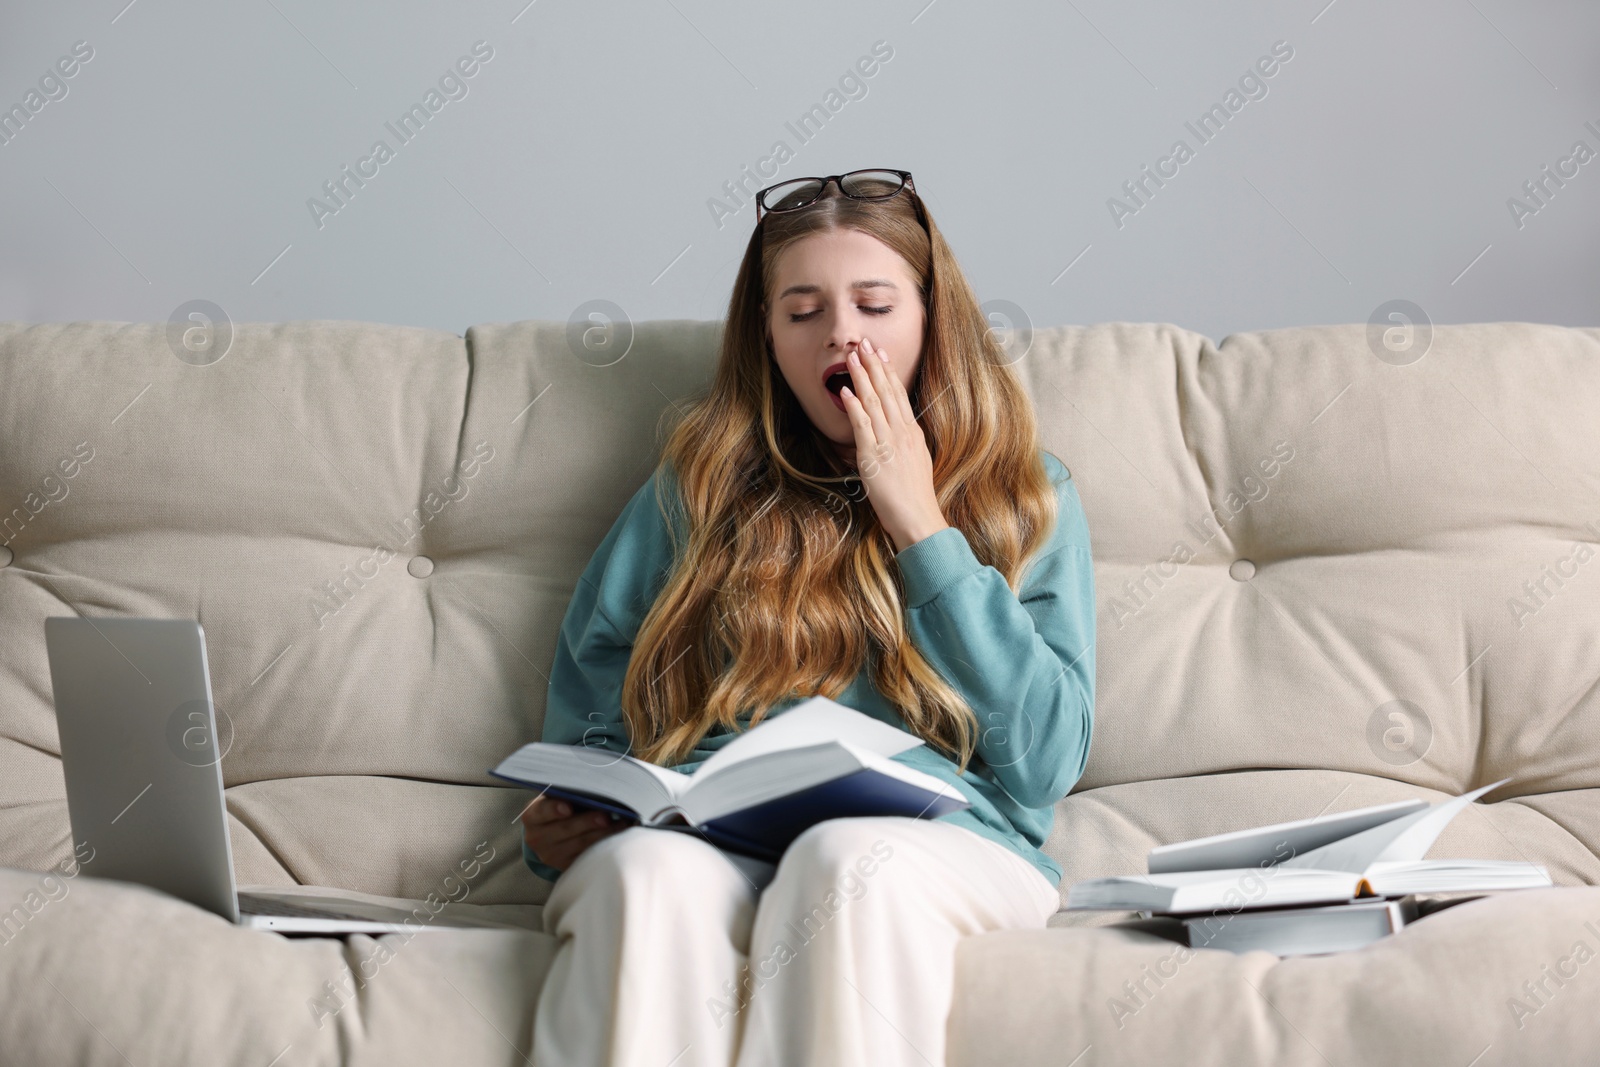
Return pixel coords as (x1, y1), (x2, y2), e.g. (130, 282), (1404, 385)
(876, 347), (890, 363)
(559, 803), (570, 815)
(849, 350), (859, 366)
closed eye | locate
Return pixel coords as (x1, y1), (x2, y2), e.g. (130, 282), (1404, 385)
(789, 306), (892, 322)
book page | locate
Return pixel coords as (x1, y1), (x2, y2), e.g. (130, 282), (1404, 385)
(689, 696), (923, 784)
(1148, 797), (1427, 874)
(490, 743), (691, 821)
(1365, 857), (1551, 895)
(561, 745), (690, 805)
(1278, 778), (1510, 874)
(1068, 867), (1360, 913)
(679, 739), (965, 826)
(626, 756), (693, 802)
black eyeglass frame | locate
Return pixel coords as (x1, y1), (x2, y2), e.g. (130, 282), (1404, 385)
(754, 169), (921, 225)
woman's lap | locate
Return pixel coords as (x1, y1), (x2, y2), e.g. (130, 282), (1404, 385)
(731, 818), (1058, 1067)
(546, 816), (1057, 935)
(758, 816), (1059, 936)
(534, 817), (1059, 1066)
(542, 823), (762, 931)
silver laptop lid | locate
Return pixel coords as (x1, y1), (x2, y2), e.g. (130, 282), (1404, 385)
(44, 617), (240, 923)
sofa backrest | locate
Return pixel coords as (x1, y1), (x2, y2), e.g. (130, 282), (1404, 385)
(1, 318), (1596, 903)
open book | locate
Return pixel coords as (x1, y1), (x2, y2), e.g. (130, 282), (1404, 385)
(489, 696), (969, 862)
(1067, 778), (1551, 915)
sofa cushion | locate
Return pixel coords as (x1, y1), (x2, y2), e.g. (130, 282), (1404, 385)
(5, 865), (1594, 1066)
(0, 864), (556, 1066)
(0, 319), (723, 904)
(950, 886), (1600, 1066)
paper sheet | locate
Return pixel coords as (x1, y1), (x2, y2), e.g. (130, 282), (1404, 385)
(1279, 778), (1511, 873)
(691, 696), (922, 782)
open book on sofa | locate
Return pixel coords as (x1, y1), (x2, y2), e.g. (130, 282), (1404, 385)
(1067, 778), (1551, 914)
(490, 696), (969, 862)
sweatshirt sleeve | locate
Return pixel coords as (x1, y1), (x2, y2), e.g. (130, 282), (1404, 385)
(523, 463), (685, 885)
(891, 453), (1095, 809)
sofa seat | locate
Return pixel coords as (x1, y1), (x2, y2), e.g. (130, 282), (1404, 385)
(955, 885), (1600, 1066)
(5, 869), (1596, 1065)
(0, 865), (557, 1065)
(5, 771), (1595, 1065)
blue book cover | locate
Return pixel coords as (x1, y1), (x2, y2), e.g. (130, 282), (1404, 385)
(668, 766), (971, 862)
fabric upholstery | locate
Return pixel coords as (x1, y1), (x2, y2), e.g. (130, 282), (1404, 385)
(1, 317), (1597, 1064)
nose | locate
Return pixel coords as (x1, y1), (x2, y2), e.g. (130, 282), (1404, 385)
(825, 316), (866, 356)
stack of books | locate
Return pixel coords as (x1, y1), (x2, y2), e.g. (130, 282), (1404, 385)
(1066, 778), (1552, 956)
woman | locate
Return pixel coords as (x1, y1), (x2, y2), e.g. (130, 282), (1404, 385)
(520, 169), (1095, 1067)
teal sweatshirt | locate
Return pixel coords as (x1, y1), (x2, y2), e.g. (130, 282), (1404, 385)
(522, 450), (1095, 889)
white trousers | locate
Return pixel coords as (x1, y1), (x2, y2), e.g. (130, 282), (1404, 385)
(533, 815), (1061, 1067)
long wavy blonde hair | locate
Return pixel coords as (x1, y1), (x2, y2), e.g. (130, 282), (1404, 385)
(623, 176), (1060, 773)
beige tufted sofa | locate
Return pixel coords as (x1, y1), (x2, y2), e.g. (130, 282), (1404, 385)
(1, 317), (1597, 1066)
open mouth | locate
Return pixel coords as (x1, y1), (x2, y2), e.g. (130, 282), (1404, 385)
(822, 361), (850, 397)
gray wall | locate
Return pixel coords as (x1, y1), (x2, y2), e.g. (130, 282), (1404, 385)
(1, 0), (1596, 341)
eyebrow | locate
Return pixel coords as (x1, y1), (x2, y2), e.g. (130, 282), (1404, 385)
(776, 279), (900, 300)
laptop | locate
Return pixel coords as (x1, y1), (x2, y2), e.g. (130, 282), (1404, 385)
(44, 616), (514, 936)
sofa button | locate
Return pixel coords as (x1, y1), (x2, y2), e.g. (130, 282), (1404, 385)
(1228, 558), (1256, 581)
(0, 545), (11, 568)
(407, 555), (435, 578)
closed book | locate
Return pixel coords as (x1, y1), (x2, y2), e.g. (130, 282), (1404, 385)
(1177, 897), (1420, 956)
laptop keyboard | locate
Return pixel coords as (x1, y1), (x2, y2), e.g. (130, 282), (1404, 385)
(238, 894), (411, 923)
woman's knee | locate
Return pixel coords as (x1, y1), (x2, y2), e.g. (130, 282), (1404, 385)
(773, 817), (906, 896)
(573, 825), (746, 889)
